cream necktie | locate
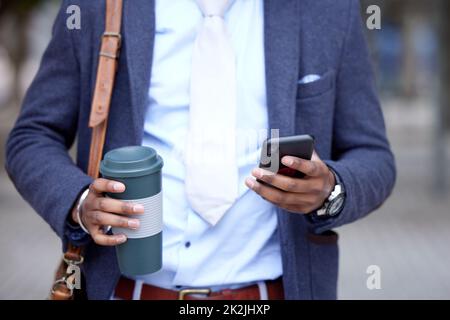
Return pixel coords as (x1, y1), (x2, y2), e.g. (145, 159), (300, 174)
(185, 0), (238, 226)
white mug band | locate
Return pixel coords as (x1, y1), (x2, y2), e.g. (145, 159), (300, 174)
(112, 192), (163, 239)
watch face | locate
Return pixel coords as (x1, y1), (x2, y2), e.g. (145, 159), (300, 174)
(328, 195), (345, 216)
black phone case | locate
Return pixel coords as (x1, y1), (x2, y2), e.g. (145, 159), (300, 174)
(259, 134), (315, 178)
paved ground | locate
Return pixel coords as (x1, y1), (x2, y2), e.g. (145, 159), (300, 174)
(337, 102), (450, 299)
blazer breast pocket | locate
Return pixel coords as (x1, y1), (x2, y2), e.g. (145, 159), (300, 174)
(296, 70), (336, 100)
(295, 70), (336, 154)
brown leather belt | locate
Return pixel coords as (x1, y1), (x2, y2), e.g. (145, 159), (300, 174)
(115, 276), (284, 300)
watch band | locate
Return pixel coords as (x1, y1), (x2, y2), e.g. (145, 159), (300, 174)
(331, 167), (342, 186)
(316, 168), (344, 217)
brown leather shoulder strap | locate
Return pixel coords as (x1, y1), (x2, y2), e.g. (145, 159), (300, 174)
(51, 0), (123, 300)
(88, 0), (123, 177)
(88, 0), (123, 128)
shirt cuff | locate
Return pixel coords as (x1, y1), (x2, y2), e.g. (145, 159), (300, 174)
(65, 220), (91, 246)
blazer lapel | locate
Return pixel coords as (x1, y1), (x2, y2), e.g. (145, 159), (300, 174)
(264, 0), (301, 136)
(123, 0), (155, 142)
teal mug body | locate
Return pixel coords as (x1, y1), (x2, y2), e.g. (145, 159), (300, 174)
(100, 146), (164, 276)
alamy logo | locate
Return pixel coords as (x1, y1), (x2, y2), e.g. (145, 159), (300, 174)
(66, 5), (81, 30)
(366, 265), (382, 290)
(63, 4), (381, 31)
(366, 5), (382, 30)
(66, 265), (81, 290)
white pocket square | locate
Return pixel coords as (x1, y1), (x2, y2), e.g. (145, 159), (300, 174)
(298, 74), (321, 84)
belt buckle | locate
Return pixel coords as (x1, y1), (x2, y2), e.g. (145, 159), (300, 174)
(178, 288), (211, 300)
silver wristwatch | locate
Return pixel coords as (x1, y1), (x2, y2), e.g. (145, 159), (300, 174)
(316, 169), (345, 217)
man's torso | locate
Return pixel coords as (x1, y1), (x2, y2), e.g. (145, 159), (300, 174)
(138, 0), (282, 290)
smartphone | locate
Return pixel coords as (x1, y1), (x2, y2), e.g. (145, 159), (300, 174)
(259, 134), (314, 178)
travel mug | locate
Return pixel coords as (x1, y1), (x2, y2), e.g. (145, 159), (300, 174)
(100, 146), (164, 276)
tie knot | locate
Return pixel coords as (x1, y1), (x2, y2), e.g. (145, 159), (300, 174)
(196, 0), (233, 18)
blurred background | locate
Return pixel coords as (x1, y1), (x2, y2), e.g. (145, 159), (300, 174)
(0, 0), (449, 299)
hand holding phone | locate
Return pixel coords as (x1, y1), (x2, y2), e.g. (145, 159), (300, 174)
(248, 135), (336, 215)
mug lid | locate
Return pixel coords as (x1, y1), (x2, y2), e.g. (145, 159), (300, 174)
(100, 146), (163, 178)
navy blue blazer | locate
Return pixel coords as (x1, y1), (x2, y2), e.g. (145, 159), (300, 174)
(5, 0), (395, 299)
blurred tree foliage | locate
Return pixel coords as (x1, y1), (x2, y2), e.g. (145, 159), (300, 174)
(0, 0), (55, 109)
(0, 0), (48, 15)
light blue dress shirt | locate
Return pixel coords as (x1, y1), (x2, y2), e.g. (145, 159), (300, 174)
(139, 0), (282, 289)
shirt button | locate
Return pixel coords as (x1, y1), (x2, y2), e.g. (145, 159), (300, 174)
(185, 241), (191, 248)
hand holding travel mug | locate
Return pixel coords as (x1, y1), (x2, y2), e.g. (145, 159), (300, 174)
(100, 146), (163, 276)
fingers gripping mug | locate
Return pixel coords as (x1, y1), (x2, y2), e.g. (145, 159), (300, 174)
(100, 146), (164, 276)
